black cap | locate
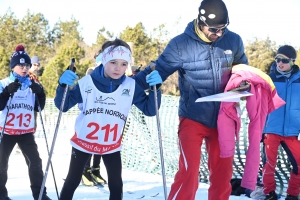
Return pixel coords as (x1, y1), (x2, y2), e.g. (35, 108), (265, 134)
(277, 45), (297, 59)
(198, 0), (229, 26)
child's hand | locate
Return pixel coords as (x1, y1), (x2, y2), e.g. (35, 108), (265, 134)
(29, 80), (44, 97)
(59, 70), (78, 86)
(146, 70), (162, 86)
(5, 81), (21, 94)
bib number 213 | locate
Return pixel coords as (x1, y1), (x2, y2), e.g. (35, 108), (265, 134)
(6, 113), (32, 127)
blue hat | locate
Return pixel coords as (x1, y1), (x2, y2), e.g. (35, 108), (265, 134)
(10, 45), (31, 69)
(31, 56), (40, 64)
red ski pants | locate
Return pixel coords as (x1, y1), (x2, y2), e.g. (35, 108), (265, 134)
(168, 118), (233, 200)
(263, 134), (300, 196)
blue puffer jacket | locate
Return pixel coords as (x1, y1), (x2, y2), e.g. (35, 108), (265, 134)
(134, 20), (248, 128)
(264, 65), (300, 137)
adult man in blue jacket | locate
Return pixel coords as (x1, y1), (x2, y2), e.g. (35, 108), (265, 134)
(134, 0), (248, 199)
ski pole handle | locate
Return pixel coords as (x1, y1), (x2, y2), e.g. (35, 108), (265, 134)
(149, 60), (156, 71)
(69, 58), (75, 71)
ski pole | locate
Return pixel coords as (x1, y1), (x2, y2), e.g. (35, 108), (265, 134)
(0, 79), (19, 145)
(36, 96), (60, 199)
(153, 84), (168, 200)
(38, 58), (75, 200)
(150, 63), (168, 200)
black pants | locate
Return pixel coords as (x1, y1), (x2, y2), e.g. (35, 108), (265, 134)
(60, 147), (123, 200)
(85, 154), (102, 168)
(0, 133), (47, 199)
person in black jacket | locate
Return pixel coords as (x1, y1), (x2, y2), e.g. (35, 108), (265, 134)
(0, 45), (51, 200)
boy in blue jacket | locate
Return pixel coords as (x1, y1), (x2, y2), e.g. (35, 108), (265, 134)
(263, 45), (300, 200)
(54, 38), (162, 200)
(0, 45), (50, 200)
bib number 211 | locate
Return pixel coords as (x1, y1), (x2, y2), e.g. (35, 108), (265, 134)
(86, 122), (118, 142)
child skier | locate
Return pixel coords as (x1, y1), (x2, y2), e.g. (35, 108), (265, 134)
(80, 63), (107, 187)
(262, 45), (300, 200)
(0, 45), (51, 200)
(55, 38), (162, 200)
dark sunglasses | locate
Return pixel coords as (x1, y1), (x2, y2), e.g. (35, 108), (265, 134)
(275, 58), (292, 64)
(208, 26), (227, 33)
(200, 17), (229, 33)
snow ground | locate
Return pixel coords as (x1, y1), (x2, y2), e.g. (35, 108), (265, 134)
(6, 138), (283, 200)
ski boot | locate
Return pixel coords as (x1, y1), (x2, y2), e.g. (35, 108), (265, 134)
(81, 167), (94, 186)
(91, 166), (107, 185)
(285, 194), (299, 200)
(264, 191), (278, 200)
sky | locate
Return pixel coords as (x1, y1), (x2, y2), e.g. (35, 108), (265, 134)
(1, 0), (300, 49)
(6, 138), (266, 200)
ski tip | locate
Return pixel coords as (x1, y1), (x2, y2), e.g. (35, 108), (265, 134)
(136, 195), (145, 199)
(96, 183), (105, 188)
(151, 192), (159, 197)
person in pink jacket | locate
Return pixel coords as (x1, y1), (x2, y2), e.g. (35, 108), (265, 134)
(217, 64), (285, 191)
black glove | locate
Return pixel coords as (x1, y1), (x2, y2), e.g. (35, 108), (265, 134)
(29, 80), (44, 96)
(3, 81), (21, 95)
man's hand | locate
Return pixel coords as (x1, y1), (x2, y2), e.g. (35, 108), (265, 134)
(230, 81), (251, 92)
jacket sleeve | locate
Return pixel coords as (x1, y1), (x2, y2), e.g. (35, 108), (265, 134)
(0, 83), (10, 111)
(132, 66), (151, 90)
(132, 82), (161, 117)
(233, 35), (248, 65)
(34, 88), (46, 112)
(54, 84), (83, 112)
(134, 38), (182, 90)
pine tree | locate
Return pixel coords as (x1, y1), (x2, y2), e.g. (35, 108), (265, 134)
(245, 37), (277, 73)
(120, 22), (156, 67)
(40, 40), (89, 97)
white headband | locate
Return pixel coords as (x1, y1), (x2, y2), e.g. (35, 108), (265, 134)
(101, 46), (131, 66)
(95, 53), (103, 65)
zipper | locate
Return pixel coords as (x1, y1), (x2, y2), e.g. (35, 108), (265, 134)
(283, 78), (289, 136)
(210, 44), (219, 125)
(210, 45), (217, 91)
